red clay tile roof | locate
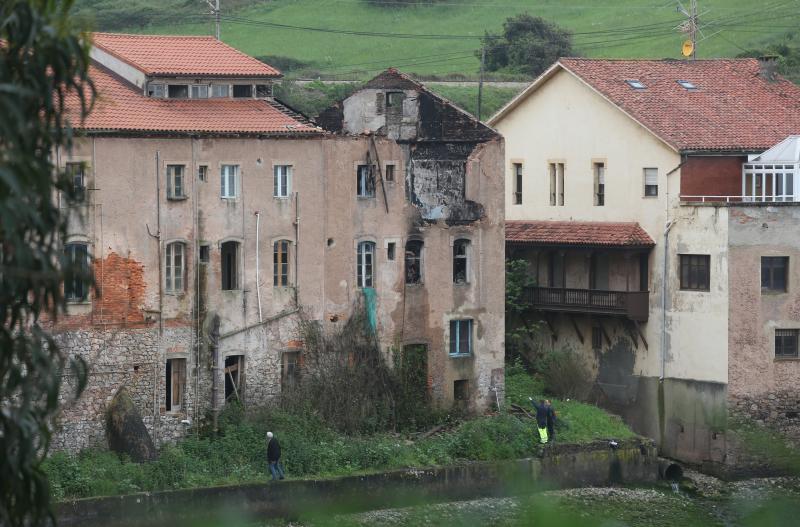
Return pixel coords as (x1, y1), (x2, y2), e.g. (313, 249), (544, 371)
(506, 220), (655, 248)
(557, 58), (800, 152)
(92, 33), (280, 77)
(66, 64), (320, 135)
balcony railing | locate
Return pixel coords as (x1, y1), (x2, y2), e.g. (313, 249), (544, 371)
(523, 286), (649, 322)
(681, 194), (800, 203)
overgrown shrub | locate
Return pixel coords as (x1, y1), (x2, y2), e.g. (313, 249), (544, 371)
(535, 347), (592, 401)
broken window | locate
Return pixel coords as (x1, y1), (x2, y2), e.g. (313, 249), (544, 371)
(221, 241), (239, 290)
(167, 84), (189, 99)
(256, 84), (271, 98)
(775, 329), (799, 359)
(453, 379), (469, 402)
(224, 355), (244, 402)
(644, 167), (658, 197)
(199, 243), (210, 264)
(357, 241), (375, 288)
(549, 162), (565, 206)
(282, 351), (300, 389)
(64, 242), (89, 302)
(762, 256), (788, 293)
(198, 164), (208, 182)
(232, 84), (253, 98)
(165, 358), (186, 412)
(220, 164), (239, 198)
(274, 165), (292, 198)
(147, 83), (165, 98)
(190, 84), (209, 99)
(165, 241), (185, 293)
(513, 163), (523, 205)
(592, 327), (603, 350)
(166, 164), (185, 199)
(594, 162), (605, 206)
(274, 240), (290, 287)
(211, 84), (229, 98)
(387, 242), (396, 261)
(386, 91), (405, 109)
(357, 165), (375, 198)
(385, 163), (395, 182)
(66, 162), (86, 201)
(449, 319), (473, 356)
(405, 240), (423, 284)
(453, 239), (470, 284)
(679, 254), (710, 291)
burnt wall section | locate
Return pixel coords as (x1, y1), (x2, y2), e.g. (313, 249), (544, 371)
(416, 89), (496, 143)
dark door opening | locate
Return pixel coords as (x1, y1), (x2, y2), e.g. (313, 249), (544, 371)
(224, 355), (244, 402)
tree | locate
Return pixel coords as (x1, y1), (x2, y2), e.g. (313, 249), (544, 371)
(1, 1), (94, 524)
(480, 14), (574, 77)
(737, 42), (800, 85)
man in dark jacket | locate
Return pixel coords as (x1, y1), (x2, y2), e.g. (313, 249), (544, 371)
(266, 431), (285, 480)
(529, 397), (556, 443)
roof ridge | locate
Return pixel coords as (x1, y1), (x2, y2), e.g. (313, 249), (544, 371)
(93, 32), (217, 40)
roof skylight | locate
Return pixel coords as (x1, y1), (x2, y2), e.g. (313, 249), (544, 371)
(677, 80), (697, 90)
(625, 79), (646, 90)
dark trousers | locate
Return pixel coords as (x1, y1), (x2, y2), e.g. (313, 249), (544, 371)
(269, 461), (285, 480)
(547, 423), (555, 442)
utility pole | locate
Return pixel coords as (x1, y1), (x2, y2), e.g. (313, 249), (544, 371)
(477, 44), (485, 121)
(205, 0), (220, 40)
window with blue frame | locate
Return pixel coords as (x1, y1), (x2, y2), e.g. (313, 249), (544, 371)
(449, 319), (473, 356)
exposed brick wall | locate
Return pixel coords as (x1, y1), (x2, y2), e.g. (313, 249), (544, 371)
(680, 156), (746, 199)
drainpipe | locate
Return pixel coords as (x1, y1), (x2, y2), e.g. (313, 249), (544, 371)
(294, 192), (300, 305)
(660, 220), (674, 381)
(255, 211), (263, 323)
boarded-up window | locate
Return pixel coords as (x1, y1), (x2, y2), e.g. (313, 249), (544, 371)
(165, 358), (186, 412)
(224, 355), (244, 401)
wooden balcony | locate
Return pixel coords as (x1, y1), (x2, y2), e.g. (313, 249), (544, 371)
(523, 286), (649, 322)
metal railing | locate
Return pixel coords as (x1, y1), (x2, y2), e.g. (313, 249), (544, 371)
(523, 286), (649, 321)
(681, 194), (799, 203)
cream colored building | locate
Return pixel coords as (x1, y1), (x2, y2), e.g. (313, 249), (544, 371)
(490, 58), (800, 463)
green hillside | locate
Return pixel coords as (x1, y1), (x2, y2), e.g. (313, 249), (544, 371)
(75, 0), (799, 79)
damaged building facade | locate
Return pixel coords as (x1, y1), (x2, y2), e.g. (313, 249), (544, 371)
(53, 34), (504, 451)
(490, 58), (800, 464)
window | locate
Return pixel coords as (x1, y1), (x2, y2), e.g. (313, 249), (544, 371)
(165, 358), (186, 412)
(549, 162), (564, 206)
(679, 254), (710, 291)
(211, 84), (229, 98)
(166, 164), (185, 199)
(453, 239), (470, 284)
(405, 240), (423, 284)
(66, 162), (86, 201)
(357, 241), (375, 288)
(167, 84), (188, 99)
(274, 240), (290, 287)
(232, 84), (253, 98)
(221, 241), (239, 290)
(449, 319), (473, 356)
(282, 351), (300, 389)
(190, 85), (209, 99)
(644, 168), (658, 197)
(677, 80), (697, 90)
(198, 165), (208, 182)
(385, 164), (395, 182)
(165, 242), (185, 292)
(220, 164), (239, 198)
(224, 355), (244, 401)
(594, 162), (605, 206)
(762, 256), (788, 293)
(387, 242), (396, 261)
(625, 79), (646, 90)
(256, 84), (271, 97)
(513, 163), (523, 205)
(592, 327), (603, 350)
(775, 329), (799, 359)
(274, 165), (292, 198)
(453, 379), (469, 402)
(199, 244), (210, 264)
(147, 83), (165, 98)
(357, 165), (374, 197)
(64, 242), (88, 302)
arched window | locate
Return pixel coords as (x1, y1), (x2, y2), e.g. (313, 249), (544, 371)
(405, 240), (423, 284)
(357, 241), (375, 288)
(453, 239), (470, 284)
(274, 240), (291, 286)
(165, 241), (185, 292)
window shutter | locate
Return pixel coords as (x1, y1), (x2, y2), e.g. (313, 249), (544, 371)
(644, 168), (658, 186)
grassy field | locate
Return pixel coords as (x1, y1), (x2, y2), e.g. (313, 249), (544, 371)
(44, 366), (634, 500)
(75, 0), (800, 79)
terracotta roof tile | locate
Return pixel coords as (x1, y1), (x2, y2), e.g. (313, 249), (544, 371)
(92, 33), (280, 77)
(67, 65), (320, 135)
(558, 58), (800, 152)
(506, 220), (655, 248)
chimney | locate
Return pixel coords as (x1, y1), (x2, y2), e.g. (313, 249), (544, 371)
(758, 55), (779, 82)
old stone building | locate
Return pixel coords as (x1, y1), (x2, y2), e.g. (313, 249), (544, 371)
(53, 34), (505, 452)
(490, 58), (800, 464)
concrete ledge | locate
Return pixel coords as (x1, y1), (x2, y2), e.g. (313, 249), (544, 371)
(57, 438), (657, 526)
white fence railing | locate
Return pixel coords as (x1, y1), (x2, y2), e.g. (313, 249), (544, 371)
(680, 194), (799, 203)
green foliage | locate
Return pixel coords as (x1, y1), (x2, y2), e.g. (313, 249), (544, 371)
(737, 39), (800, 84)
(503, 258), (543, 364)
(729, 417), (800, 475)
(425, 84), (523, 120)
(71, 0), (256, 30)
(481, 14), (575, 77)
(534, 347), (593, 401)
(1, 1), (94, 524)
(273, 81), (362, 118)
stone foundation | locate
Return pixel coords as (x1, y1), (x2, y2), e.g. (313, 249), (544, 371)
(729, 392), (800, 442)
